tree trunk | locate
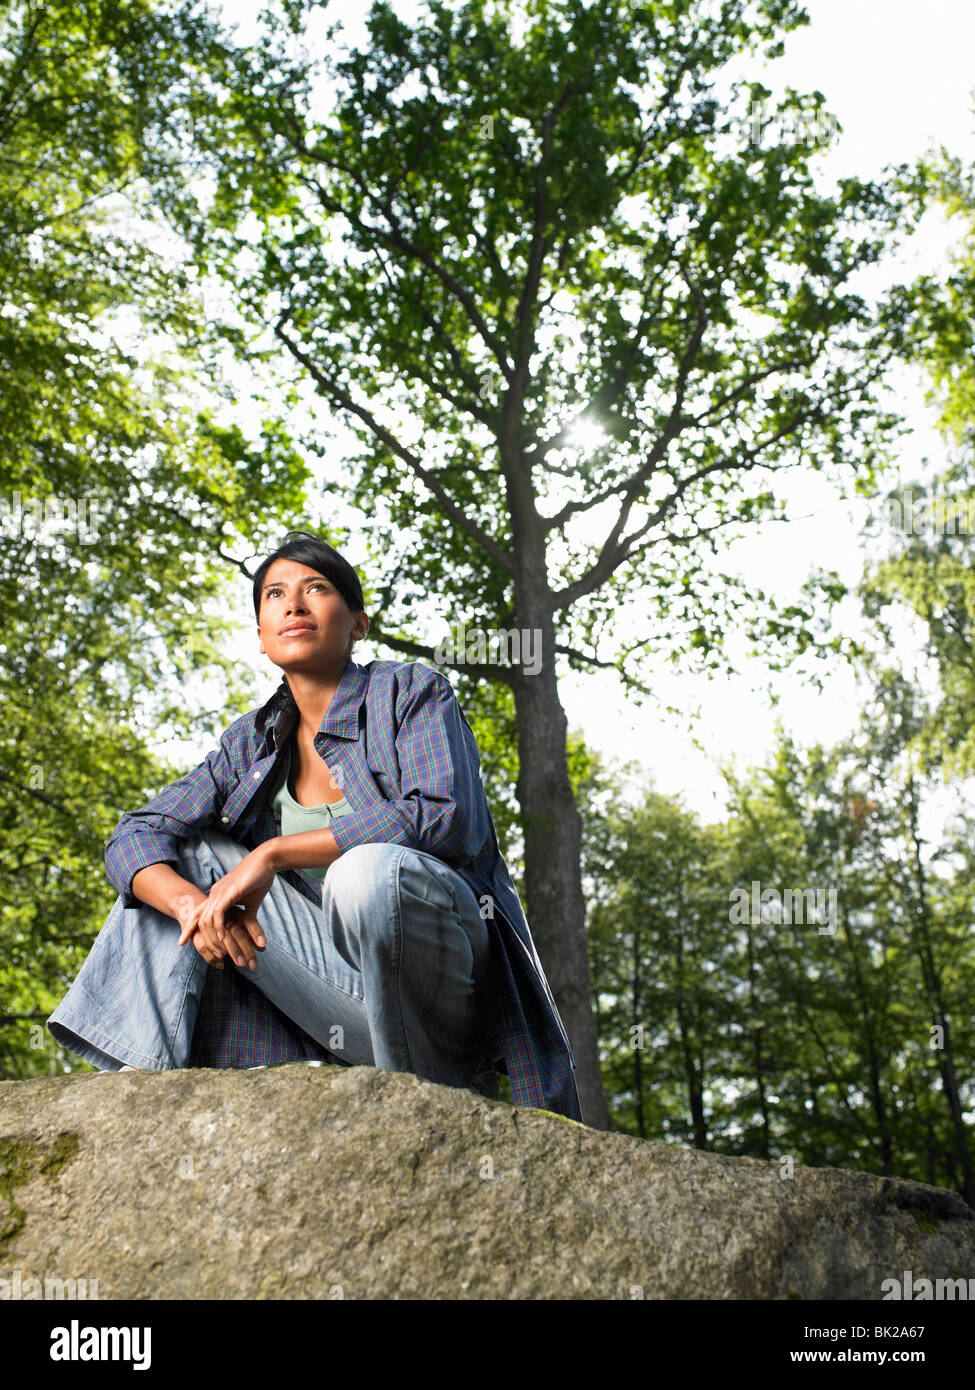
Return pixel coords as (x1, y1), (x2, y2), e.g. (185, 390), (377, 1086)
(839, 915), (895, 1175)
(745, 921), (770, 1159)
(674, 912), (708, 1150)
(677, 1001), (708, 1151)
(632, 932), (646, 1140)
(907, 787), (975, 1207)
(511, 652), (611, 1131)
(751, 1028), (771, 1161)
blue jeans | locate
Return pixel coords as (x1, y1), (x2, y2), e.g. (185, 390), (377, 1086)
(48, 830), (501, 1090)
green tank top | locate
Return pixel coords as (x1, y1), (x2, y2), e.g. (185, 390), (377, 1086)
(270, 741), (354, 891)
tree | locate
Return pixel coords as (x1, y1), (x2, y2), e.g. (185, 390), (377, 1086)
(719, 731), (903, 1174)
(587, 714), (975, 1200)
(0, 0), (315, 1074)
(862, 669), (975, 1205)
(586, 784), (732, 1144)
(857, 147), (975, 777)
(146, 0), (921, 1126)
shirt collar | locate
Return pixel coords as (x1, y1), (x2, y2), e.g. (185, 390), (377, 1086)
(257, 658), (369, 747)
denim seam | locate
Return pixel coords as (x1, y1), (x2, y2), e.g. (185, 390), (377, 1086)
(229, 936), (365, 1006)
(167, 949), (207, 1064)
(168, 835), (222, 1061)
(390, 845), (413, 1071)
(443, 870), (492, 1072)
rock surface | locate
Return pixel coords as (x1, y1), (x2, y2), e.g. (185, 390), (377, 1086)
(1, 1064), (973, 1300)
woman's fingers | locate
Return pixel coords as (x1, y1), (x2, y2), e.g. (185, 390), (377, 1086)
(201, 895), (237, 939)
(224, 909), (265, 971)
(176, 894), (210, 947)
(236, 900), (267, 950)
(190, 929), (225, 968)
(224, 914), (256, 971)
(195, 913), (229, 963)
(193, 886), (268, 967)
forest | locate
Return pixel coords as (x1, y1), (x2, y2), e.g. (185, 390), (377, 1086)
(1, 0), (972, 1206)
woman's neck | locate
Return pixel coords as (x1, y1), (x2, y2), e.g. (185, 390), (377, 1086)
(284, 660), (349, 739)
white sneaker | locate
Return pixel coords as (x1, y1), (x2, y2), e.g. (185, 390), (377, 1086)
(245, 1060), (326, 1070)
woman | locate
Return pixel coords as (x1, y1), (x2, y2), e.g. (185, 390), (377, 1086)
(48, 532), (583, 1121)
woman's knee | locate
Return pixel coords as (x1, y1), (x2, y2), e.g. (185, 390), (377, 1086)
(322, 841), (402, 906)
(324, 842), (465, 909)
(323, 842), (483, 953)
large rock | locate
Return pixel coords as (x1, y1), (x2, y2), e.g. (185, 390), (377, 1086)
(1, 1065), (973, 1300)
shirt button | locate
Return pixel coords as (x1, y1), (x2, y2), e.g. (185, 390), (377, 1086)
(221, 816), (229, 824)
(253, 771), (260, 780)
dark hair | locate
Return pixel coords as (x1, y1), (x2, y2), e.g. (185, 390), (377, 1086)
(252, 531), (365, 621)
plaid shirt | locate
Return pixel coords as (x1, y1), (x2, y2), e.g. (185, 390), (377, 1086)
(105, 658), (583, 1120)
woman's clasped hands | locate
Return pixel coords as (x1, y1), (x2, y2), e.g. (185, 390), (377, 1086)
(175, 845), (278, 971)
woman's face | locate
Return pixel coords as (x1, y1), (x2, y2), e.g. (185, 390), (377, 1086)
(256, 558), (368, 677)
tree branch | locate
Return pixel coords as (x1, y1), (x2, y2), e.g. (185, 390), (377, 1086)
(552, 407), (811, 611)
(277, 103), (516, 382)
(553, 639), (655, 697)
(609, 58), (692, 191)
(367, 617), (515, 685)
(274, 314), (516, 574)
(542, 257), (708, 535)
(525, 292), (662, 474)
(365, 247), (495, 425)
(505, 83), (575, 447)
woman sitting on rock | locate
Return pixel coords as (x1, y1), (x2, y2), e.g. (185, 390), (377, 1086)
(47, 531), (582, 1121)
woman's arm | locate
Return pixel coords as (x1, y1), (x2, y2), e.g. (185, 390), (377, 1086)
(183, 830), (341, 950)
(130, 862), (237, 968)
(130, 862), (205, 919)
(262, 827), (342, 874)
(106, 729), (241, 906)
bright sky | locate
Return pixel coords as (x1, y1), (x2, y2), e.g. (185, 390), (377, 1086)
(175, 0), (975, 828)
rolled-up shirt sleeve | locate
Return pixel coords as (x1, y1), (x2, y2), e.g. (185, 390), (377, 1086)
(105, 736), (237, 907)
(329, 665), (490, 866)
